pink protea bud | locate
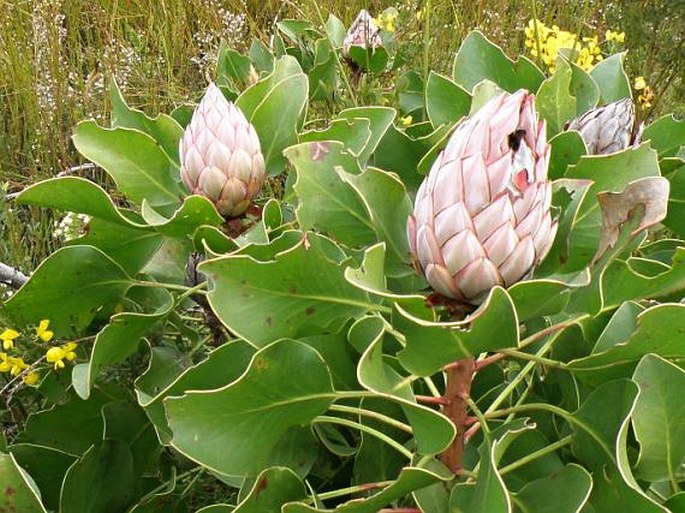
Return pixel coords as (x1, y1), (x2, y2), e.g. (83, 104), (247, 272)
(342, 9), (382, 59)
(407, 90), (557, 303)
(179, 83), (266, 217)
(566, 98), (642, 155)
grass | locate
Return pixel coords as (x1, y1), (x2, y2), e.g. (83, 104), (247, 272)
(0, 0), (682, 275)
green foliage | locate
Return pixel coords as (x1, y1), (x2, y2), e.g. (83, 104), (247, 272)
(1, 12), (685, 513)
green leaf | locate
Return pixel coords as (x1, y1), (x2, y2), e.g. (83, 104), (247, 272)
(138, 340), (255, 444)
(59, 439), (136, 513)
(309, 38), (338, 101)
(236, 56), (308, 175)
(348, 46), (389, 74)
(166, 340), (334, 477)
(632, 354), (685, 482)
(72, 120), (182, 207)
(16, 176), (144, 228)
(450, 436), (511, 513)
(249, 38), (274, 73)
(352, 316), (455, 455)
(396, 70), (424, 116)
(547, 131), (587, 180)
(452, 30), (544, 94)
(337, 107), (396, 166)
(0, 452), (46, 513)
(110, 80), (183, 165)
(9, 444), (76, 511)
(396, 287), (519, 376)
(324, 14), (346, 47)
(567, 60), (600, 115)
(200, 233), (374, 347)
(643, 114), (685, 157)
(589, 53), (631, 104)
(4, 246), (132, 337)
(563, 143), (661, 271)
(299, 118), (371, 158)
(593, 301), (644, 353)
(140, 195), (224, 237)
(234, 467), (306, 513)
(288, 141), (374, 247)
(568, 304), (685, 385)
(75, 217), (163, 275)
(508, 280), (570, 322)
(536, 65), (576, 136)
(217, 41), (254, 90)
(282, 467), (443, 512)
(588, 467), (667, 512)
(664, 162), (685, 236)
(571, 379), (638, 469)
(18, 391), (111, 455)
(512, 464), (591, 513)
(425, 71), (471, 128)
(72, 292), (174, 400)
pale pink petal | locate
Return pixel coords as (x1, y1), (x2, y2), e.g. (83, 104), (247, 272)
(455, 258), (502, 300)
(441, 229), (484, 276)
(499, 236), (535, 285)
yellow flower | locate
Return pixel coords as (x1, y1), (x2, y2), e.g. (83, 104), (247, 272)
(376, 12), (397, 33)
(36, 319), (54, 342)
(0, 328), (20, 350)
(606, 30), (625, 43)
(638, 85), (654, 110)
(9, 357), (28, 376)
(23, 371), (39, 386)
(400, 115), (413, 127)
(634, 76), (647, 90)
(0, 353), (11, 373)
(45, 342), (77, 370)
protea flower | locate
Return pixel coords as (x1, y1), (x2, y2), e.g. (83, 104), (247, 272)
(407, 90), (557, 303)
(566, 98), (642, 155)
(179, 83), (266, 217)
(342, 9), (382, 59)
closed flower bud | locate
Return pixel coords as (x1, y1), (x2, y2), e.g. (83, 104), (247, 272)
(180, 83), (266, 217)
(408, 90), (557, 303)
(566, 98), (642, 155)
(342, 9), (383, 59)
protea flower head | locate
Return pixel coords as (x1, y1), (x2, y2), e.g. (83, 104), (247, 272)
(342, 9), (382, 59)
(407, 90), (557, 303)
(566, 98), (642, 155)
(179, 83), (266, 217)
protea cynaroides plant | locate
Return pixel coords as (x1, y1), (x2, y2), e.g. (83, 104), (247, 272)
(342, 9), (382, 60)
(407, 90), (557, 303)
(179, 83), (266, 217)
(566, 98), (642, 155)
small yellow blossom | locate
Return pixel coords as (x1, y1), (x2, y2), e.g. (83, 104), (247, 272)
(416, 7), (426, 22)
(606, 30), (625, 43)
(375, 11), (397, 33)
(400, 115), (413, 127)
(23, 371), (39, 386)
(9, 357), (28, 376)
(36, 319), (54, 342)
(46, 342), (77, 370)
(638, 85), (654, 110)
(634, 76), (647, 90)
(0, 328), (20, 350)
(0, 352), (11, 373)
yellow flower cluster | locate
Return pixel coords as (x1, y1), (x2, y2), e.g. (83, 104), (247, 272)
(524, 19), (606, 73)
(605, 30), (625, 43)
(0, 319), (78, 386)
(376, 11), (397, 33)
(634, 76), (654, 109)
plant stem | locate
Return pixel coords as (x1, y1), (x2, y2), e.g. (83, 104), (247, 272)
(0, 261), (28, 289)
(313, 415), (413, 459)
(439, 357), (475, 474)
(174, 281), (208, 304)
(422, 0), (431, 84)
(328, 404), (413, 434)
(312, 480), (393, 501)
(499, 434), (574, 475)
(498, 349), (567, 368)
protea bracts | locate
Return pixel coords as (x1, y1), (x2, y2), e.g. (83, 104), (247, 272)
(407, 90), (557, 303)
(179, 83), (266, 217)
(566, 98), (642, 155)
(342, 9), (382, 60)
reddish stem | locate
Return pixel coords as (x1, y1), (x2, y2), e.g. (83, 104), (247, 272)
(440, 358), (476, 474)
(415, 394), (450, 406)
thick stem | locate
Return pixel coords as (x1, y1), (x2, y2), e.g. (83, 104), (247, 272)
(440, 357), (475, 474)
(0, 262), (28, 289)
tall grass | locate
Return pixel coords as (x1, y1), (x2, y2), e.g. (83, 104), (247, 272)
(0, 0), (682, 274)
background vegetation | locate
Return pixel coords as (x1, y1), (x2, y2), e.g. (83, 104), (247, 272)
(0, 0), (683, 275)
